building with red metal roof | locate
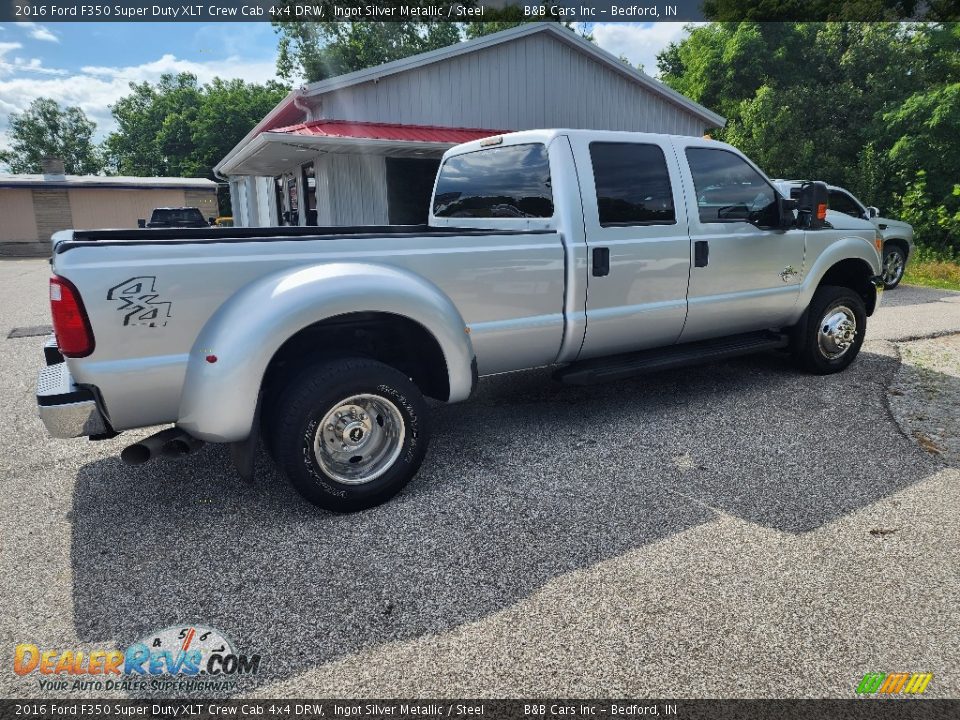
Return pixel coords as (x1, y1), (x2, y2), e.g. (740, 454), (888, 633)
(215, 23), (723, 228)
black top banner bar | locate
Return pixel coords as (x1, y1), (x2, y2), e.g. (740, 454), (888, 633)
(1, 0), (958, 22)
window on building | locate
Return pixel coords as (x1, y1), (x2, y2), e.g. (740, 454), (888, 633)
(685, 147), (777, 225)
(433, 143), (553, 219)
(273, 176), (285, 225)
(301, 162), (317, 225)
(590, 142), (675, 226)
(285, 176), (299, 226)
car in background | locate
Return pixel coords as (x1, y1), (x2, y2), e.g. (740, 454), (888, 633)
(776, 180), (914, 289)
(213, 216), (234, 227)
(137, 207), (212, 229)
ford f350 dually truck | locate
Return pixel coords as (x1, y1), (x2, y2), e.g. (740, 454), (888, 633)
(37, 130), (884, 512)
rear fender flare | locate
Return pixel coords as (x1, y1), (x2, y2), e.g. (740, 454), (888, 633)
(177, 263), (475, 442)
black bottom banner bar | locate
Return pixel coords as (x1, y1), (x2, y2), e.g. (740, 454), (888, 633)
(1, 700), (958, 720)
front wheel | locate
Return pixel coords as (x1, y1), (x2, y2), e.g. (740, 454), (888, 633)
(881, 243), (907, 289)
(792, 285), (867, 375)
(271, 357), (430, 512)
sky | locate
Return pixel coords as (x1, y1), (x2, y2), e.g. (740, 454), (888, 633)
(0, 21), (699, 152)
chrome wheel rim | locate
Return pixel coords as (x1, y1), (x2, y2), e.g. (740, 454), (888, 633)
(818, 305), (858, 360)
(882, 249), (904, 285)
(313, 394), (405, 485)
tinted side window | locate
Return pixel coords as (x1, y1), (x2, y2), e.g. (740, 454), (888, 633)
(829, 190), (863, 218)
(433, 143), (553, 219)
(589, 142), (676, 226)
(685, 148), (777, 226)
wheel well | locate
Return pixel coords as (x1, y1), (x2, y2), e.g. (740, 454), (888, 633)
(884, 237), (910, 258)
(261, 312), (450, 402)
(818, 258), (878, 315)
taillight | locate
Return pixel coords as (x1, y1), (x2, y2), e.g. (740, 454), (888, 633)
(50, 276), (94, 358)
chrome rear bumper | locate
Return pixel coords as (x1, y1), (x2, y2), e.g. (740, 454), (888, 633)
(37, 340), (109, 438)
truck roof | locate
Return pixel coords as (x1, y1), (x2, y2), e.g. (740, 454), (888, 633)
(442, 128), (733, 159)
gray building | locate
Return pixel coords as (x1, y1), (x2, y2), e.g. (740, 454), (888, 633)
(216, 23), (724, 228)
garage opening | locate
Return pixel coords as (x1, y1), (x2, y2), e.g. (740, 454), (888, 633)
(386, 157), (442, 225)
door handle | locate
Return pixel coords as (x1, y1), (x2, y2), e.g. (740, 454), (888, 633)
(592, 247), (610, 277)
(694, 240), (709, 268)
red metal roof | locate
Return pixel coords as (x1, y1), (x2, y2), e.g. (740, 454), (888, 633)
(266, 119), (506, 144)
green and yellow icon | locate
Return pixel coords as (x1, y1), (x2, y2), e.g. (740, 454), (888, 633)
(856, 672), (933, 695)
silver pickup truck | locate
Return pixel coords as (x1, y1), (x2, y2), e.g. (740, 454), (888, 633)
(38, 129), (884, 512)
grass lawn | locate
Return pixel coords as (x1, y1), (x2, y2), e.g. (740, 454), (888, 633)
(904, 257), (960, 291)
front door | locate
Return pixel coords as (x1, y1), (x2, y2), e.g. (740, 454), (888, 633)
(574, 137), (692, 360)
(678, 145), (805, 343)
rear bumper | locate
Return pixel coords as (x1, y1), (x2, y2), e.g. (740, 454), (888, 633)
(37, 339), (109, 439)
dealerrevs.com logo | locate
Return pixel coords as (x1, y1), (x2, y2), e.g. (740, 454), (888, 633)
(13, 625), (261, 693)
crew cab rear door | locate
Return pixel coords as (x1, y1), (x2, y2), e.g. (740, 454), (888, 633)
(573, 135), (692, 360)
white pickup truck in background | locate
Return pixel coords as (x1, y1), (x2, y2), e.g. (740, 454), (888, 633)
(776, 179), (915, 289)
(38, 130), (884, 512)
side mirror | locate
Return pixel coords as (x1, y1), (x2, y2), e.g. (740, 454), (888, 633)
(777, 196), (798, 229)
(867, 206), (879, 219)
(208, 217), (216, 225)
(137, 219), (146, 228)
(796, 181), (829, 230)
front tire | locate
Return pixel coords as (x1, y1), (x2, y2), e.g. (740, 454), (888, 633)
(271, 357), (430, 512)
(792, 285), (867, 375)
(881, 243), (906, 289)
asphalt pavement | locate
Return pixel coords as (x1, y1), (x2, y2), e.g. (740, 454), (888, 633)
(1, 258), (958, 699)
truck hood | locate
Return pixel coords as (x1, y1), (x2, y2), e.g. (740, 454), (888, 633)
(825, 210), (874, 231)
(876, 217), (913, 233)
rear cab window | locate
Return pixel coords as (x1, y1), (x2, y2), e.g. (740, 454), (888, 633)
(432, 143), (554, 219)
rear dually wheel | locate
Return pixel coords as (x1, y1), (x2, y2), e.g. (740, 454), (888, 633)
(271, 357), (430, 512)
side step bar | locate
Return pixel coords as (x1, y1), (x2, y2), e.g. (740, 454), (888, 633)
(554, 331), (789, 386)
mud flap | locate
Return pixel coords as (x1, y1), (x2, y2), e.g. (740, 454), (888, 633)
(229, 392), (262, 483)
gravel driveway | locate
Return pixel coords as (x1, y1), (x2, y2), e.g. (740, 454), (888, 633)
(2, 258), (959, 699)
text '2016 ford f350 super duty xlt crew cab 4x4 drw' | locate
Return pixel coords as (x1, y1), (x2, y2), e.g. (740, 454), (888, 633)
(38, 130), (885, 512)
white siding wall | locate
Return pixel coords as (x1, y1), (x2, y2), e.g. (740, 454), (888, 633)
(319, 34), (708, 136)
(255, 176), (276, 227)
(315, 154), (389, 226)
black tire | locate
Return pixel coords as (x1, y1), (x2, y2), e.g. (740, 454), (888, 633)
(881, 243), (907, 289)
(271, 357), (429, 512)
(792, 285), (867, 375)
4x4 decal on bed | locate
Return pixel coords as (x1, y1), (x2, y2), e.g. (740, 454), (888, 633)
(107, 277), (172, 327)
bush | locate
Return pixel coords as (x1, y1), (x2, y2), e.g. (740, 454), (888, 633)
(896, 172), (960, 256)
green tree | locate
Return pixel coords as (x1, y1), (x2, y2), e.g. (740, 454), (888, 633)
(104, 73), (288, 178)
(0, 98), (103, 174)
(658, 21), (960, 253)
